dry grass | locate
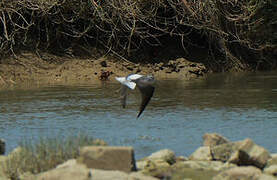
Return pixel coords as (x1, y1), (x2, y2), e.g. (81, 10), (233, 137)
(1, 134), (106, 180)
(0, 0), (276, 70)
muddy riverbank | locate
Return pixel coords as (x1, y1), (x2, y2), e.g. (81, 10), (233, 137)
(0, 52), (208, 89)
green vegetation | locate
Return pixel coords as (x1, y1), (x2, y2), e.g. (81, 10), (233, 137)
(0, 0), (276, 71)
(1, 135), (106, 180)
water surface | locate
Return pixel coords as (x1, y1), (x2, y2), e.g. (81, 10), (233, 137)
(1, 71), (277, 159)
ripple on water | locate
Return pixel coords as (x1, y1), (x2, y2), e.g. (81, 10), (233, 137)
(1, 71), (277, 158)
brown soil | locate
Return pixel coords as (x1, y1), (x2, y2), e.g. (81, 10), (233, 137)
(0, 52), (208, 89)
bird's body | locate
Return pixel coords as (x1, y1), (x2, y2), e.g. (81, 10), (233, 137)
(115, 74), (155, 118)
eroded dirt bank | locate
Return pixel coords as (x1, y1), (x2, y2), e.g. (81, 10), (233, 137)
(0, 52), (208, 89)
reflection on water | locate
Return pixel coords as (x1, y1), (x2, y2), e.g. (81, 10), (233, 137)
(1, 71), (277, 158)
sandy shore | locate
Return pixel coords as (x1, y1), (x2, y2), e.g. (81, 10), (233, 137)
(0, 52), (208, 89)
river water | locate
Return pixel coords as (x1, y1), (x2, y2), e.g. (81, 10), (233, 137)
(1, 71), (277, 159)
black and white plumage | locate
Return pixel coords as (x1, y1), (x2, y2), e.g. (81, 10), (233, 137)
(115, 74), (155, 118)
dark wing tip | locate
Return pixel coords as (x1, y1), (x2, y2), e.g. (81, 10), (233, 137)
(137, 86), (155, 118)
(137, 110), (143, 118)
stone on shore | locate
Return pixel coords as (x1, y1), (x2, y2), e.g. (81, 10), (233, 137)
(56, 159), (77, 169)
(228, 138), (271, 169)
(170, 161), (235, 180)
(211, 138), (271, 169)
(264, 165), (277, 176)
(136, 149), (176, 171)
(147, 149), (176, 164)
(211, 142), (239, 162)
(35, 163), (92, 180)
(257, 174), (277, 180)
(203, 133), (230, 146)
(1, 134), (277, 180)
(33, 162), (158, 180)
(212, 166), (262, 180)
(189, 146), (212, 161)
(91, 170), (159, 180)
(174, 160), (236, 172)
(136, 149), (176, 179)
(267, 154), (277, 167)
(77, 146), (136, 172)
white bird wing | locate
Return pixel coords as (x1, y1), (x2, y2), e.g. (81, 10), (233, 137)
(127, 74), (143, 81)
(115, 76), (136, 90)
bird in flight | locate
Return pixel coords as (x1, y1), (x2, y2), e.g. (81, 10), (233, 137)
(115, 74), (155, 118)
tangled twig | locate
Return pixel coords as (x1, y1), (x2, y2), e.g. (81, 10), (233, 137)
(0, 0), (275, 70)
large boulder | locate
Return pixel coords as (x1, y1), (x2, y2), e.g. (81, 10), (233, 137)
(136, 149), (176, 171)
(174, 160), (236, 172)
(34, 163), (158, 180)
(34, 164), (91, 180)
(170, 161), (235, 180)
(203, 133), (229, 146)
(77, 146), (136, 172)
(211, 138), (271, 169)
(213, 166), (262, 180)
(211, 142), (240, 162)
(140, 160), (172, 179)
(90, 170), (158, 180)
(189, 146), (212, 161)
(228, 138), (271, 169)
(147, 149), (176, 164)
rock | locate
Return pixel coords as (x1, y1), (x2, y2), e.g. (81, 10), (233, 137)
(147, 149), (176, 164)
(36, 163), (91, 180)
(213, 166), (262, 180)
(203, 133), (229, 146)
(136, 160), (148, 170)
(189, 146), (212, 161)
(89, 169), (129, 180)
(56, 159), (77, 169)
(0, 139), (5, 155)
(174, 160), (236, 172)
(35, 158), (158, 180)
(129, 172), (159, 180)
(7, 147), (23, 158)
(138, 150), (177, 179)
(176, 156), (188, 162)
(211, 142), (239, 162)
(141, 160), (172, 179)
(264, 165), (277, 176)
(90, 169), (159, 180)
(170, 161), (235, 180)
(77, 146), (136, 172)
(267, 154), (277, 167)
(257, 174), (277, 180)
(228, 138), (271, 169)
(211, 138), (271, 169)
(137, 159), (171, 171)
